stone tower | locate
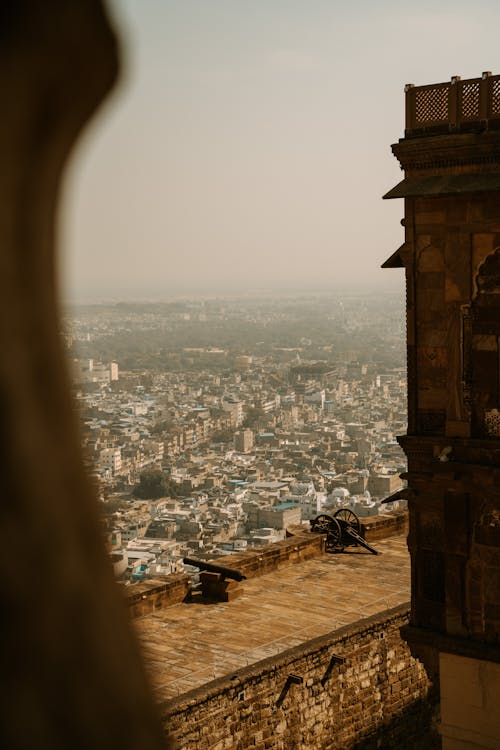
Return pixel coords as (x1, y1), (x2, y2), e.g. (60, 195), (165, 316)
(384, 73), (500, 750)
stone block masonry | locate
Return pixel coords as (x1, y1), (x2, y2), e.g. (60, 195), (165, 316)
(215, 531), (326, 580)
(127, 575), (191, 618)
(162, 604), (439, 750)
(137, 535), (410, 698)
(127, 517), (407, 614)
(361, 511), (408, 542)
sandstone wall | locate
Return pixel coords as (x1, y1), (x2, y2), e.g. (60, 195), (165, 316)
(209, 532), (326, 580)
(361, 511), (408, 541)
(127, 519), (408, 614)
(162, 604), (438, 750)
(127, 575), (191, 619)
(127, 533), (328, 610)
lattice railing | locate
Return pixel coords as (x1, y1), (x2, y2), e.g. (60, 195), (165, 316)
(490, 78), (500, 117)
(484, 409), (500, 438)
(460, 80), (480, 120)
(406, 73), (500, 134)
(414, 84), (450, 125)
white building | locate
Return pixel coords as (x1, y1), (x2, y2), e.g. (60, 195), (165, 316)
(221, 397), (244, 426)
(110, 361), (119, 381)
(99, 447), (122, 477)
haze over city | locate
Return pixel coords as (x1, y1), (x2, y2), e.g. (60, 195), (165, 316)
(61, 0), (500, 301)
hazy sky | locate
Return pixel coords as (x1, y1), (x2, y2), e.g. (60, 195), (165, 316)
(60, 0), (500, 301)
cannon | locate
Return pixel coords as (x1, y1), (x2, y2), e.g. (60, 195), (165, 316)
(310, 508), (378, 555)
(183, 557), (247, 602)
(183, 558), (246, 581)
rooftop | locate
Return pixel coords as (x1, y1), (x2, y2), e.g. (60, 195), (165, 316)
(136, 533), (409, 704)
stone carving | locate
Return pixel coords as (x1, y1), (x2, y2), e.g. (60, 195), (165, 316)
(476, 248), (500, 295)
(470, 251), (500, 436)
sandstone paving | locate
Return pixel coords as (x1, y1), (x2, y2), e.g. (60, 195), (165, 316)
(135, 534), (410, 701)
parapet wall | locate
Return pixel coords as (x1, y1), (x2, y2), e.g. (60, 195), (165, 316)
(162, 603), (438, 750)
(210, 530), (326, 580)
(127, 513), (408, 616)
(361, 510), (408, 541)
(127, 533), (326, 616)
(126, 575), (191, 618)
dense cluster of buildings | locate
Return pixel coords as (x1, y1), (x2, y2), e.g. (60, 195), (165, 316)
(68, 303), (407, 584)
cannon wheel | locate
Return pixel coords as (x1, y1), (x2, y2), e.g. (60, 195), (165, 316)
(311, 514), (335, 534)
(334, 508), (361, 535)
(310, 514), (343, 551)
(325, 516), (342, 551)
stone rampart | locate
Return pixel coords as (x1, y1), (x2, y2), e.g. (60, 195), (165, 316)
(162, 604), (438, 750)
(361, 510), (408, 541)
(127, 514), (409, 614)
(210, 531), (326, 580)
(127, 575), (191, 618)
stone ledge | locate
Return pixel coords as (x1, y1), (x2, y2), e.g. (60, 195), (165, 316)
(126, 574), (191, 618)
(402, 624), (500, 666)
(207, 530), (326, 580)
(128, 515), (409, 613)
(362, 511), (409, 541)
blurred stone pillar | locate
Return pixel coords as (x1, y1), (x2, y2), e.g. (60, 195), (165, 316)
(0, 2), (166, 747)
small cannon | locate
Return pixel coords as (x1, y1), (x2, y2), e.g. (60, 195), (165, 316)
(183, 557), (246, 581)
(183, 557), (246, 602)
(310, 508), (378, 555)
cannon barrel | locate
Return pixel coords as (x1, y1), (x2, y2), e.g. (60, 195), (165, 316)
(183, 557), (247, 581)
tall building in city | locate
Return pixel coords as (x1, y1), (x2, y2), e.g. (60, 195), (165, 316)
(221, 397), (244, 427)
(384, 72), (500, 749)
(234, 429), (254, 453)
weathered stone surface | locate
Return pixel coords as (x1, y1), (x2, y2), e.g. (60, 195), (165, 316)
(389, 76), (500, 747)
(204, 530), (326, 580)
(361, 511), (408, 540)
(137, 535), (411, 701)
(127, 575), (192, 619)
(163, 606), (438, 750)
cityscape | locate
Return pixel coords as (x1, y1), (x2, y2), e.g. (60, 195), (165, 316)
(5, 1), (500, 747)
(65, 292), (408, 585)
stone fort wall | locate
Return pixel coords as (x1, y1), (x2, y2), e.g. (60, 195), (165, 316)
(127, 513), (408, 616)
(162, 604), (439, 750)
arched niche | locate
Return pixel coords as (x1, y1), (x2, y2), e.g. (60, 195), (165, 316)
(466, 497), (500, 643)
(471, 248), (500, 437)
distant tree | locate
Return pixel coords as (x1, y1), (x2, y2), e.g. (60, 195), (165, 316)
(140, 374), (153, 389)
(242, 406), (264, 429)
(102, 499), (124, 515)
(133, 469), (177, 499)
(212, 429), (234, 444)
(150, 419), (174, 436)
